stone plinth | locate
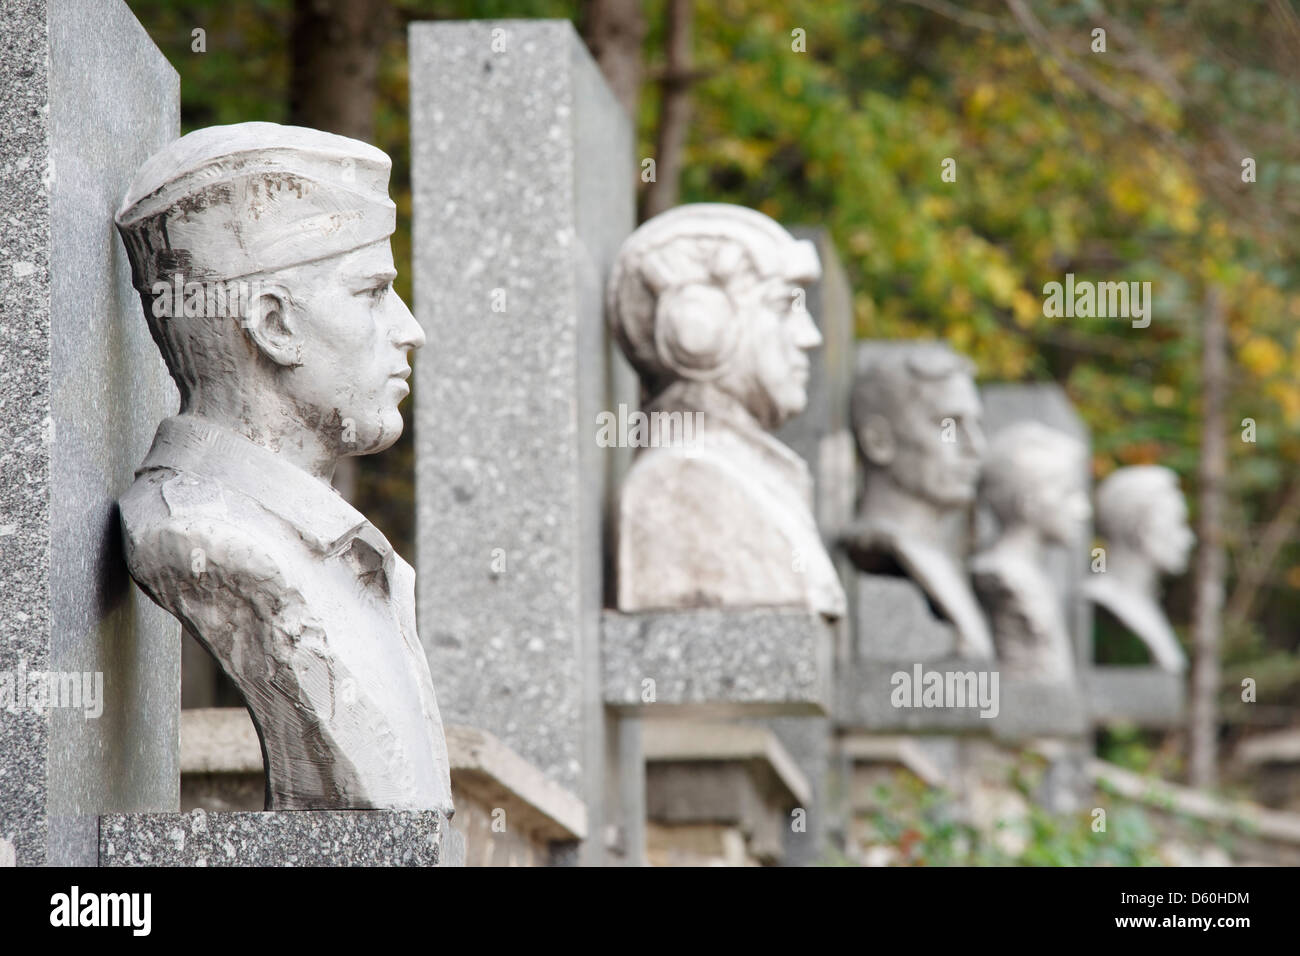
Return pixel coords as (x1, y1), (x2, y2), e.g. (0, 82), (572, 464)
(836, 658), (1089, 739)
(644, 721), (809, 866)
(1083, 667), (1186, 728)
(445, 724), (587, 866)
(603, 609), (834, 718)
(410, 19), (635, 865)
(99, 809), (461, 867)
(176, 708), (588, 866)
(0, 0), (180, 866)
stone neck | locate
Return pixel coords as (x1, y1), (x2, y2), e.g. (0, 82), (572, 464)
(1101, 542), (1161, 602)
(856, 468), (968, 561)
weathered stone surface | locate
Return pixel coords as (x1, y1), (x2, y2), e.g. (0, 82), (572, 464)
(855, 574), (958, 660)
(410, 20), (635, 863)
(0, 0), (180, 866)
(603, 609), (833, 717)
(99, 809), (461, 867)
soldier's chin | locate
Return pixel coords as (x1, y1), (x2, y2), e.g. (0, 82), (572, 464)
(773, 387), (807, 424)
(921, 472), (977, 508)
(347, 412), (404, 456)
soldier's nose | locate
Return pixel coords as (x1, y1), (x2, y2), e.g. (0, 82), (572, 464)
(391, 293), (426, 351)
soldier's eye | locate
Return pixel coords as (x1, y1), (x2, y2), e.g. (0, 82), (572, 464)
(368, 283), (391, 302)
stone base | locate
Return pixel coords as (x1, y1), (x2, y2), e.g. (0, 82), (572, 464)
(603, 609), (833, 717)
(1083, 666), (1185, 728)
(836, 658), (1089, 739)
(445, 724), (587, 866)
(175, 709), (586, 866)
(643, 720), (810, 866)
(98, 809), (463, 867)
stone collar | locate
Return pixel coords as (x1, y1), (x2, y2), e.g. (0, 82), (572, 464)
(138, 413), (387, 560)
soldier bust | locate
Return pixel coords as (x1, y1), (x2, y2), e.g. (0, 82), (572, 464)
(972, 421), (1090, 683)
(115, 122), (452, 813)
(608, 204), (845, 619)
(843, 343), (993, 658)
(1082, 466), (1194, 672)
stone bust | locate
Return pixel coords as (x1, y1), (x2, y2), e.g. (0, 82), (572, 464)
(971, 421), (1090, 683)
(607, 204), (845, 619)
(115, 122), (452, 813)
(1082, 465), (1193, 671)
(843, 343), (993, 658)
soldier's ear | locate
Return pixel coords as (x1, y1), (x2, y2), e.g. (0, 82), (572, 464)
(858, 413), (896, 466)
(243, 288), (301, 367)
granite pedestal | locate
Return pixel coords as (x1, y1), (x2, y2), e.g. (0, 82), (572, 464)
(99, 809), (462, 867)
(603, 609), (834, 718)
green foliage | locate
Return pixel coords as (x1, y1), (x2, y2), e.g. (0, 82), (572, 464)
(852, 765), (1167, 867)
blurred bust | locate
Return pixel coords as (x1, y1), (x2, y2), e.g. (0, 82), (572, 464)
(972, 421), (1090, 683)
(1083, 466), (1193, 671)
(843, 343), (992, 658)
(115, 122), (452, 813)
(608, 204), (845, 618)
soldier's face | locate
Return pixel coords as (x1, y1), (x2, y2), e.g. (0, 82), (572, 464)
(889, 374), (985, 506)
(1032, 467), (1091, 547)
(745, 280), (822, 427)
(288, 240), (426, 456)
(1142, 490), (1194, 573)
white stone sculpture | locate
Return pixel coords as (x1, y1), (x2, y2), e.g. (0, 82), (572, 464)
(115, 122), (453, 813)
(608, 204), (846, 619)
(1082, 466), (1193, 671)
(972, 421), (1090, 683)
(844, 343), (994, 658)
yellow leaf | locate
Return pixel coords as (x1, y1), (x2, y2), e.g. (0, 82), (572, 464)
(1240, 336), (1284, 379)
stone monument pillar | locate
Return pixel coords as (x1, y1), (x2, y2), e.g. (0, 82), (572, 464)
(410, 20), (636, 865)
(0, 0), (180, 866)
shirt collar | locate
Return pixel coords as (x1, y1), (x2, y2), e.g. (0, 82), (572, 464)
(138, 413), (385, 557)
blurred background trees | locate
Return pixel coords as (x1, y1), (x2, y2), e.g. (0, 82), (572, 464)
(126, 0), (1300, 789)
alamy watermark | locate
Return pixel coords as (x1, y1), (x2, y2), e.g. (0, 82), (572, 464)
(1, 659), (104, 719)
(149, 273), (268, 319)
(596, 403), (706, 453)
(1042, 273), (1152, 328)
(50, 886), (151, 936)
(890, 663), (999, 718)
